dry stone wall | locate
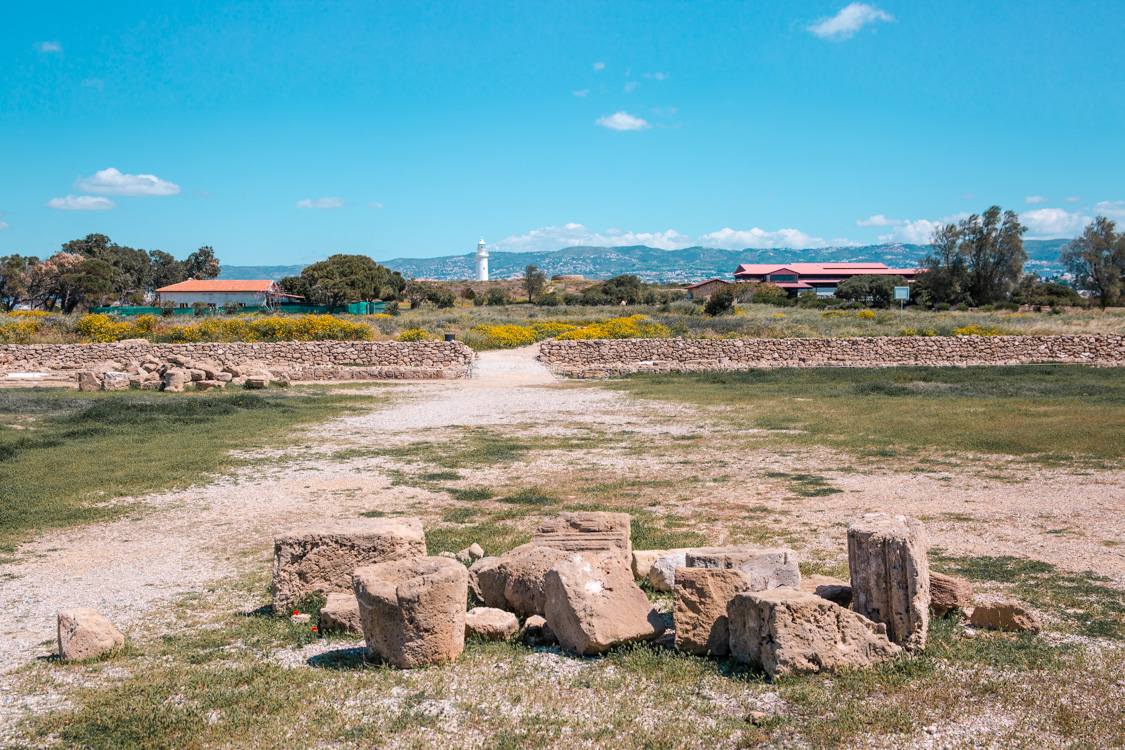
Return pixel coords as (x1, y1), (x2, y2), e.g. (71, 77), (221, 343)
(0, 340), (474, 380)
(539, 335), (1125, 377)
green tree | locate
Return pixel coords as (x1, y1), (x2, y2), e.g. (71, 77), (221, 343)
(523, 265), (547, 302)
(485, 288), (511, 306)
(404, 279), (433, 309)
(427, 286), (456, 309)
(704, 286), (737, 316)
(148, 250), (187, 291)
(301, 254), (392, 311)
(62, 233), (152, 304)
(277, 275), (324, 305)
(64, 258), (115, 309)
(917, 206), (1026, 306)
(833, 274), (910, 308)
(28, 253), (85, 312)
(582, 274), (644, 305)
(0, 255), (36, 311)
(185, 246), (221, 280)
(1061, 217), (1124, 307)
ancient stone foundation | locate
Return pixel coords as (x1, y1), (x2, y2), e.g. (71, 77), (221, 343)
(539, 335), (1125, 377)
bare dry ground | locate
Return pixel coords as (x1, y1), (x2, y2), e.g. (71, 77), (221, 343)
(1, 345), (1123, 749)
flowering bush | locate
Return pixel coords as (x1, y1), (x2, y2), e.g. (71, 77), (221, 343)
(0, 315), (45, 343)
(396, 328), (432, 342)
(900, 328), (937, 337)
(530, 321), (578, 338)
(10, 310), (49, 317)
(556, 315), (670, 340)
(75, 314), (139, 342)
(470, 324), (537, 348)
(952, 324), (1005, 336)
(168, 315), (373, 343)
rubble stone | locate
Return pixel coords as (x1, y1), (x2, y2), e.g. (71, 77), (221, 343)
(648, 550), (690, 592)
(468, 544), (571, 617)
(686, 546), (801, 591)
(532, 511), (632, 562)
(319, 592), (362, 633)
(728, 588), (901, 677)
(847, 513), (930, 650)
(353, 557), (468, 668)
(673, 567), (751, 656)
(272, 517), (426, 612)
(543, 552), (665, 656)
(631, 549), (668, 580)
(970, 602), (1041, 634)
(465, 607), (519, 641)
(57, 608), (125, 660)
(930, 572), (973, 615)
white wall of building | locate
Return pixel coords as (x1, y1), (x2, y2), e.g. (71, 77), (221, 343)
(159, 291), (265, 307)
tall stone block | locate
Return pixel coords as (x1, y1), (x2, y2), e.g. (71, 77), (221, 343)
(847, 513), (929, 650)
(673, 567), (751, 656)
(353, 557), (468, 668)
(273, 517), (426, 612)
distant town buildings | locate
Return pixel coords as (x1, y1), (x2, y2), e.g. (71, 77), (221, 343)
(733, 263), (918, 297)
(475, 238), (489, 281)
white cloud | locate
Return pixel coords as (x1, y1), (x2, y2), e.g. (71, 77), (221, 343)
(808, 3), (894, 40)
(35, 41), (62, 53)
(572, 89), (589, 97)
(1064, 195), (1082, 202)
(1024, 195), (1048, 204)
(856, 214), (901, 227)
(0, 221), (9, 230)
(879, 219), (943, 244)
(1021, 208), (1091, 238)
(595, 111), (651, 131)
(296, 196), (345, 209)
(366, 201), (384, 209)
(624, 81), (640, 93)
(700, 227), (828, 250)
(1094, 201), (1125, 220)
(592, 62), (605, 71)
(74, 167), (181, 196)
(47, 195), (117, 211)
(643, 72), (668, 81)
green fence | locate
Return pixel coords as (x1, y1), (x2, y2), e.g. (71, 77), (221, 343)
(90, 301), (386, 316)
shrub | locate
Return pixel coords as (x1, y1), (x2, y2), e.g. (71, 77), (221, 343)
(485, 288), (510, 306)
(952, 324), (1005, 336)
(384, 301), (400, 316)
(994, 301), (1020, 312)
(396, 328), (432, 342)
(704, 287), (737, 317)
(223, 302), (240, 315)
(75, 314), (137, 342)
(934, 302), (952, 312)
(470, 324), (536, 348)
(556, 315), (670, 340)
(427, 288), (456, 309)
(534, 291), (560, 307)
(955, 303), (970, 312)
(191, 302), (208, 316)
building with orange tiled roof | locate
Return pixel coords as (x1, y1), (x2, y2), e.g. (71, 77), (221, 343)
(155, 279), (285, 308)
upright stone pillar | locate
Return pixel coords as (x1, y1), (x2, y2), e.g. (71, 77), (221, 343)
(847, 513), (929, 650)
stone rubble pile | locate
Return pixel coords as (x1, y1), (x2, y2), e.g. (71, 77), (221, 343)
(50, 509), (1042, 676)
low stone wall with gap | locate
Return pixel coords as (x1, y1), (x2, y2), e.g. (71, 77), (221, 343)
(0, 340), (475, 380)
(538, 335), (1125, 377)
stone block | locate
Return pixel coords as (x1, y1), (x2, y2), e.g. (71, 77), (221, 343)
(57, 608), (125, 660)
(728, 588), (901, 678)
(847, 513), (929, 650)
(272, 517), (426, 612)
(969, 602), (1040, 634)
(930, 571), (972, 615)
(319, 592), (362, 634)
(686, 546), (801, 591)
(76, 371), (101, 391)
(631, 549), (667, 580)
(544, 552), (665, 656)
(102, 372), (130, 391)
(799, 574), (853, 608)
(532, 511), (632, 562)
(468, 544), (570, 617)
(353, 556), (468, 668)
(465, 607), (519, 641)
(674, 567), (751, 656)
(648, 549), (690, 592)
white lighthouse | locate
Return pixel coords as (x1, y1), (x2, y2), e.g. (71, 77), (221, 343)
(474, 237), (489, 281)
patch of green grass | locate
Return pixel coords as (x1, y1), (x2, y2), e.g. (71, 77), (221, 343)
(0, 388), (379, 551)
(447, 485), (495, 502)
(629, 509), (709, 551)
(497, 486), (562, 506)
(764, 471), (843, 497)
(609, 366), (1125, 464)
(424, 521), (530, 556)
(932, 552), (1125, 640)
(420, 470), (462, 481)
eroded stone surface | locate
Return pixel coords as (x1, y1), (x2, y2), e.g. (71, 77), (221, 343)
(544, 552), (665, 656)
(847, 513), (930, 650)
(673, 567), (750, 656)
(686, 546), (801, 591)
(272, 517), (426, 612)
(970, 602), (1041, 634)
(353, 557), (468, 668)
(468, 544), (570, 617)
(465, 607), (519, 641)
(532, 512), (632, 563)
(57, 608), (125, 660)
(930, 571), (973, 615)
(319, 592), (362, 634)
(728, 588), (901, 678)
(648, 550), (690, 592)
(631, 549), (668, 580)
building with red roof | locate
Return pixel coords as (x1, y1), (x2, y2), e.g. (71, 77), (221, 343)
(156, 279), (286, 308)
(733, 263), (918, 297)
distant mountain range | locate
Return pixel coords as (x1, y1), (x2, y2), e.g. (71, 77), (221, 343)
(219, 240), (1071, 283)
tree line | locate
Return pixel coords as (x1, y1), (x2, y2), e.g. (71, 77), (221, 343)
(0, 234), (220, 313)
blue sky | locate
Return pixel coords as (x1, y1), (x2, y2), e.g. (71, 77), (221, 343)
(2, 1), (1123, 265)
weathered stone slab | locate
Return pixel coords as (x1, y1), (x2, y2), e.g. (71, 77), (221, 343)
(970, 601), (1041, 634)
(272, 517), (426, 612)
(648, 550), (690, 592)
(465, 607), (519, 641)
(631, 549), (668, 580)
(532, 512), (632, 562)
(930, 571), (972, 615)
(847, 513), (929, 650)
(57, 608), (125, 660)
(686, 546), (801, 591)
(544, 552), (665, 656)
(468, 544), (571, 617)
(728, 588), (901, 677)
(353, 557), (468, 668)
(76, 371), (101, 391)
(674, 567), (750, 656)
(319, 592), (362, 634)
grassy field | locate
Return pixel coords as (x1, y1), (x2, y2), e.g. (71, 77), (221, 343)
(0, 387), (381, 554)
(607, 365), (1125, 466)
